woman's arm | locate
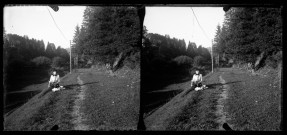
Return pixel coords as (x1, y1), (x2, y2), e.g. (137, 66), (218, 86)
(49, 75), (53, 83)
(191, 75), (195, 86)
(48, 75), (52, 87)
(191, 75), (195, 82)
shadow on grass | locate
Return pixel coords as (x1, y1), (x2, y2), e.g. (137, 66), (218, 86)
(180, 81), (242, 98)
(144, 89), (183, 114)
(63, 81), (99, 90)
(37, 81), (98, 99)
(181, 87), (195, 98)
(142, 73), (192, 114)
(206, 81), (242, 89)
(4, 90), (41, 115)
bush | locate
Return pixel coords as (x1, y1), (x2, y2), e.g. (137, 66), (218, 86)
(124, 52), (140, 69)
(31, 56), (51, 68)
(265, 51), (282, 69)
(51, 56), (66, 68)
(49, 56), (69, 77)
(193, 55), (204, 67)
(173, 55), (193, 66)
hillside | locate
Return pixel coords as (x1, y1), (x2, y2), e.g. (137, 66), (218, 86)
(4, 66), (140, 131)
(144, 67), (281, 131)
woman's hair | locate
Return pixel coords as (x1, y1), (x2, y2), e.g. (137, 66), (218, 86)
(51, 70), (57, 75)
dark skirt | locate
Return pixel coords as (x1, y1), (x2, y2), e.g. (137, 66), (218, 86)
(50, 82), (60, 88)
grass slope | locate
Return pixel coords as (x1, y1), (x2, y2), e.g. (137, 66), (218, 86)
(4, 66), (140, 131)
(79, 67), (140, 130)
(223, 68), (281, 130)
(145, 68), (281, 131)
(4, 73), (80, 130)
(144, 72), (214, 130)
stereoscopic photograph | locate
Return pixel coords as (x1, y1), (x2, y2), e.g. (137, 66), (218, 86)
(4, 5), (141, 130)
(142, 6), (282, 131)
(3, 4), (282, 131)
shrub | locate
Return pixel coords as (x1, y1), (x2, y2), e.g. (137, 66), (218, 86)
(124, 52), (140, 69)
(265, 51), (282, 69)
(51, 56), (66, 68)
(50, 56), (70, 77)
(173, 55), (193, 66)
(193, 55), (204, 67)
(31, 56), (51, 68)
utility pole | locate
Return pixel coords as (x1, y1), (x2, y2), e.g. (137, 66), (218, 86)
(70, 40), (72, 74)
(211, 39), (214, 73)
(217, 54), (220, 68)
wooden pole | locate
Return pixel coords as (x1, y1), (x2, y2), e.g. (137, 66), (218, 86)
(218, 54), (220, 68)
(279, 5), (283, 130)
(70, 40), (72, 74)
(211, 39), (214, 73)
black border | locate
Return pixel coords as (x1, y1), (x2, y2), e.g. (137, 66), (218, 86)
(1, 0), (286, 134)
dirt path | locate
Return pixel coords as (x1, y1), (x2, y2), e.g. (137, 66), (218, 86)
(71, 73), (90, 130)
(216, 75), (231, 130)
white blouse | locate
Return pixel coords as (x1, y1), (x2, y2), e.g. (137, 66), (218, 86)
(49, 75), (60, 83)
(192, 74), (202, 82)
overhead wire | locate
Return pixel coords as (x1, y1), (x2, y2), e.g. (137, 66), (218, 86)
(46, 7), (68, 42)
(190, 7), (210, 40)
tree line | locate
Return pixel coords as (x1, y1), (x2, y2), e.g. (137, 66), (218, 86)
(71, 6), (141, 69)
(3, 32), (70, 91)
(213, 7), (282, 69)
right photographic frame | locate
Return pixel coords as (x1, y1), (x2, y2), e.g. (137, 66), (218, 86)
(141, 4), (283, 131)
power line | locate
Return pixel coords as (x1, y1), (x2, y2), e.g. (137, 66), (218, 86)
(190, 7), (214, 72)
(190, 7), (210, 40)
(46, 7), (68, 42)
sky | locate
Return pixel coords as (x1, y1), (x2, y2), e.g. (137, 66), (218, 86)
(4, 6), (86, 49)
(4, 6), (225, 49)
(144, 7), (225, 48)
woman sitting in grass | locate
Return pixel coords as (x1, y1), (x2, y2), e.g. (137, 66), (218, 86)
(48, 70), (60, 89)
(39, 70), (61, 98)
(191, 69), (203, 88)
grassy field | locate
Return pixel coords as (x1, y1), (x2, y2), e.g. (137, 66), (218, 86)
(142, 67), (212, 115)
(4, 70), (71, 115)
(223, 68), (281, 130)
(143, 71), (214, 130)
(145, 67), (281, 131)
(4, 66), (140, 131)
(166, 71), (223, 130)
(4, 73), (80, 130)
(78, 67), (140, 130)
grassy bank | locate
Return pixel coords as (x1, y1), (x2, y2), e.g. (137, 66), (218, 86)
(4, 68), (70, 115)
(144, 71), (214, 130)
(143, 67), (212, 114)
(4, 73), (80, 130)
(79, 67), (140, 130)
(166, 71), (222, 130)
(224, 68), (281, 130)
(158, 67), (280, 131)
